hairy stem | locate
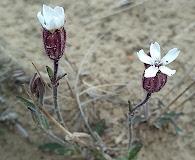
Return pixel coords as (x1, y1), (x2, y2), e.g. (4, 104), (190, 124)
(128, 101), (133, 149)
(46, 131), (70, 147)
(143, 99), (150, 119)
(130, 92), (152, 115)
(53, 60), (66, 128)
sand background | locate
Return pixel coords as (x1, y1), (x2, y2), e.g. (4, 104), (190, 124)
(0, 0), (195, 159)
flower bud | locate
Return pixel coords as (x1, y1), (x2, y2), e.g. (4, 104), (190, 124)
(30, 75), (45, 99)
(43, 27), (66, 60)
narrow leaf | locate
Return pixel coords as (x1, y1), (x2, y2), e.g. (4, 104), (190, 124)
(117, 156), (128, 160)
(57, 73), (67, 82)
(133, 116), (144, 124)
(93, 119), (106, 135)
(128, 101), (134, 110)
(17, 96), (35, 109)
(155, 118), (167, 128)
(0, 128), (4, 137)
(162, 112), (183, 119)
(39, 143), (75, 156)
(30, 109), (49, 131)
(46, 66), (54, 82)
(39, 143), (65, 151)
(40, 115), (49, 131)
(93, 153), (107, 160)
(171, 121), (184, 136)
(127, 141), (142, 160)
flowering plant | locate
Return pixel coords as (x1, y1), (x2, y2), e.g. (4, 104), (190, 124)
(17, 4), (187, 160)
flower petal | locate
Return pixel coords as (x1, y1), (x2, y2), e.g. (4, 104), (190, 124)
(54, 6), (65, 19)
(137, 49), (153, 65)
(54, 17), (64, 29)
(159, 66), (176, 76)
(150, 42), (161, 61)
(37, 12), (45, 27)
(144, 66), (159, 78)
(161, 48), (180, 65)
(46, 18), (57, 30)
(54, 6), (65, 28)
(43, 4), (55, 24)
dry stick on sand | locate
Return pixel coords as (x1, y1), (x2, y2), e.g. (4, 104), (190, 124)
(74, 35), (104, 90)
(76, 93), (94, 136)
(162, 64), (195, 101)
(164, 79), (195, 111)
(152, 79), (195, 123)
(176, 91), (195, 110)
(74, 36), (104, 139)
(79, 82), (127, 96)
(74, 35), (117, 153)
(83, 0), (147, 25)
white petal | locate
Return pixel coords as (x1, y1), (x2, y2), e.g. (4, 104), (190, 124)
(43, 4), (54, 24)
(46, 19), (57, 30)
(54, 6), (65, 19)
(150, 42), (161, 61)
(37, 12), (45, 27)
(54, 6), (65, 28)
(144, 66), (159, 78)
(161, 48), (180, 65)
(54, 17), (64, 28)
(137, 49), (153, 65)
(159, 66), (176, 76)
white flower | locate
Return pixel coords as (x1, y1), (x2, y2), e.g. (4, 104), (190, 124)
(137, 42), (180, 78)
(37, 4), (65, 31)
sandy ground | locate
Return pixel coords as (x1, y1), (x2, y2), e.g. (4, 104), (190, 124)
(0, 0), (195, 160)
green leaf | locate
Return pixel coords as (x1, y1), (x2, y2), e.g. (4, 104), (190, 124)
(117, 156), (128, 160)
(46, 66), (54, 82)
(162, 112), (183, 119)
(127, 141), (142, 160)
(30, 109), (49, 131)
(17, 97), (49, 131)
(155, 118), (167, 128)
(93, 119), (106, 135)
(132, 116), (143, 124)
(93, 153), (107, 160)
(17, 96), (35, 109)
(39, 114), (49, 131)
(171, 121), (183, 136)
(0, 128), (4, 138)
(57, 73), (67, 81)
(128, 101), (134, 110)
(39, 143), (75, 156)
